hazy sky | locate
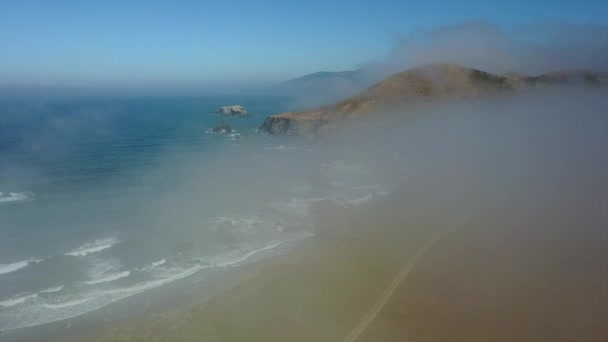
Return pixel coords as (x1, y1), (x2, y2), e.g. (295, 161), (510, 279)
(1, 0), (607, 88)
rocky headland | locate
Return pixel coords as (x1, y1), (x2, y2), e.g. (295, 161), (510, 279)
(260, 63), (604, 139)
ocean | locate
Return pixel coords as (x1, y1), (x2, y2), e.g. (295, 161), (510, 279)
(0, 95), (387, 335)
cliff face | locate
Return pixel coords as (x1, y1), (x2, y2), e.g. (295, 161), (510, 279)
(259, 114), (330, 139)
(259, 63), (604, 138)
(259, 63), (513, 138)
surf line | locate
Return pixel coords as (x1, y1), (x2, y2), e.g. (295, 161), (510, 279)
(342, 223), (460, 342)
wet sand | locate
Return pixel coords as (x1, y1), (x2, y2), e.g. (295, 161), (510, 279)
(60, 165), (608, 341)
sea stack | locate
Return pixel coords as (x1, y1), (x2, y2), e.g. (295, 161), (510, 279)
(211, 122), (232, 133)
(217, 105), (248, 116)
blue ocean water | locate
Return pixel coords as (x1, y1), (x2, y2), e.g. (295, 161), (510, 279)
(0, 95), (388, 334)
(0, 95), (313, 332)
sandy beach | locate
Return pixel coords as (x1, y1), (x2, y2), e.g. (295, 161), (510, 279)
(51, 161), (608, 342)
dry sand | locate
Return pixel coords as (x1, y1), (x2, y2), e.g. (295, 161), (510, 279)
(60, 167), (608, 342)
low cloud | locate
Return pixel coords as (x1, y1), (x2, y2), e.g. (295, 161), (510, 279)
(363, 21), (608, 77)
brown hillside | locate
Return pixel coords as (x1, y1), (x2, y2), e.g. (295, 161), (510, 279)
(259, 63), (601, 138)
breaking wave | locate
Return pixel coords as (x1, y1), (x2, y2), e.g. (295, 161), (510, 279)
(0, 258), (43, 276)
(65, 237), (120, 257)
(83, 271), (131, 285)
(0, 292), (38, 308)
(0, 191), (35, 204)
(0, 232), (310, 332)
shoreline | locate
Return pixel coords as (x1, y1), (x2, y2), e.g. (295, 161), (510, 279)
(61, 185), (608, 341)
(80, 236), (323, 342)
(57, 190), (452, 341)
(2, 235), (312, 342)
(6, 173), (607, 341)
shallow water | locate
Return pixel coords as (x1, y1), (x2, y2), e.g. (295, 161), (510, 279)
(0, 96), (388, 333)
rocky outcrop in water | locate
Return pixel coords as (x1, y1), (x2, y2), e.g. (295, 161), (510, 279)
(211, 122), (232, 133)
(259, 115), (330, 139)
(217, 105), (248, 116)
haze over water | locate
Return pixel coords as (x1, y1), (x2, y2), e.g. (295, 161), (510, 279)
(0, 95), (321, 332)
(1, 1), (607, 340)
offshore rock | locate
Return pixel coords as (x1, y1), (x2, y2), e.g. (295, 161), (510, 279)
(211, 121), (232, 133)
(217, 105), (248, 116)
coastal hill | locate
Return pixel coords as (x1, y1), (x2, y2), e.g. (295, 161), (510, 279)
(260, 63), (603, 138)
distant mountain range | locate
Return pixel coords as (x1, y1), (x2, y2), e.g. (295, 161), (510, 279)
(281, 70), (362, 88)
(277, 70), (379, 108)
(261, 63), (605, 139)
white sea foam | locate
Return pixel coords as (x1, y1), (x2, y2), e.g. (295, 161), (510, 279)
(0, 232), (312, 332)
(0, 292), (38, 307)
(42, 297), (93, 309)
(263, 145), (296, 151)
(83, 257), (126, 285)
(150, 259), (166, 267)
(106, 264), (205, 296)
(0, 285), (64, 308)
(205, 128), (240, 136)
(139, 259), (167, 272)
(40, 285), (64, 293)
(210, 243), (282, 268)
(212, 216), (258, 232)
(0, 264), (203, 330)
(210, 232), (312, 268)
(0, 260), (32, 275)
(65, 237), (119, 257)
(270, 197), (325, 217)
(228, 133), (244, 141)
(84, 271), (131, 285)
(0, 191), (35, 204)
(0, 258), (43, 276)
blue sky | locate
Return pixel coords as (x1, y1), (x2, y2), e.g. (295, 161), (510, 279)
(1, 0), (607, 88)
